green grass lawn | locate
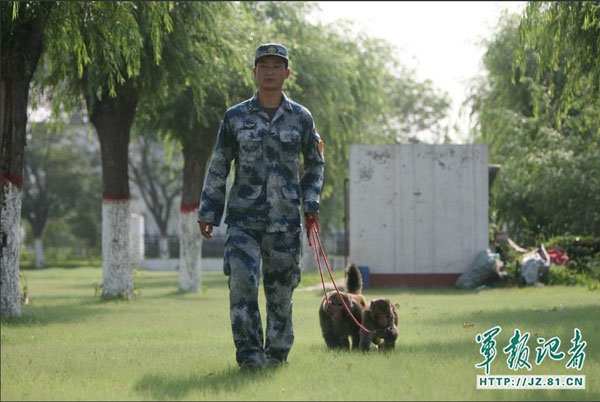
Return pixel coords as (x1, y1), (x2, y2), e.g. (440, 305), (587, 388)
(2, 266), (599, 401)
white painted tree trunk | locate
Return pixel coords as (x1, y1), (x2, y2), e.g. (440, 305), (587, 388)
(102, 200), (133, 299)
(1, 182), (22, 317)
(159, 234), (169, 260)
(179, 211), (202, 292)
(34, 237), (44, 269)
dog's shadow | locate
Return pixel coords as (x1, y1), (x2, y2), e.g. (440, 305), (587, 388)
(134, 366), (278, 399)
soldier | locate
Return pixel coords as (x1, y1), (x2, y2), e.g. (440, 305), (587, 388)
(197, 43), (325, 370)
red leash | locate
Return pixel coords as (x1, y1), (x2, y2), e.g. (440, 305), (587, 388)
(306, 217), (375, 334)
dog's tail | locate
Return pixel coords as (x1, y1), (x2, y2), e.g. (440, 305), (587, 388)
(345, 263), (363, 294)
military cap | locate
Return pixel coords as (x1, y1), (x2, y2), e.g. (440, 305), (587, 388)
(254, 43), (289, 66)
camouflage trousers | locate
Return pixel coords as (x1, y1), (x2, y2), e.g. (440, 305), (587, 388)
(224, 226), (301, 367)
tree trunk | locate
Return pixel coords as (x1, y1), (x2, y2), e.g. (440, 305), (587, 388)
(102, 199), (132, 297)
(159, 233), (169, 260)
(178, 146), (209, 292)
(34, 237), (44, 269)
(86, 81), (138, 300)
(1, 181), (22, 317)
(1, 3), (51, 317)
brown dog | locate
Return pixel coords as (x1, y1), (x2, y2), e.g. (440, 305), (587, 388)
(318, 263), (367, 349)
(359, 298), (399, 351)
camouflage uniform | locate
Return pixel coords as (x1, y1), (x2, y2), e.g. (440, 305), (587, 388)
(198, 87), (324, 367)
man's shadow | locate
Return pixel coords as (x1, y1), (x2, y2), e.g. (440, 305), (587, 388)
(134, 366), (280, 400)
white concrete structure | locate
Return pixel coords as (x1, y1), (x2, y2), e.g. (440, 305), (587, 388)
(349, 144), (488, 286)
(129, 213), (145, 268)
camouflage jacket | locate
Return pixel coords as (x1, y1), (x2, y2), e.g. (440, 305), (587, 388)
(197, 92), (324, 232)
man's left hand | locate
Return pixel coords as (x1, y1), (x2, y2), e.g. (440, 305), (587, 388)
(305, 212), (319, 222)
(305, 212), (319, 242)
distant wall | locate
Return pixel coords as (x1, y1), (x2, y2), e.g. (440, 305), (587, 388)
(349, 144), (488, 286)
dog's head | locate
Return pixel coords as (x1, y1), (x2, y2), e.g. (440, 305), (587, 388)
(369, 298), (397, 328)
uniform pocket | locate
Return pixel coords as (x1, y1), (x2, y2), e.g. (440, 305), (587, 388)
(280, 130), (300, 162)
(238, 129), (262, 162)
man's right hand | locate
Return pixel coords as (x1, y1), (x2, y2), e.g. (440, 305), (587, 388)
(198, 221), (214, 239)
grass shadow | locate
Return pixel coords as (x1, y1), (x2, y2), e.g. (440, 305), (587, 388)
(134, 366), (281, 400)
(0, 298), (107, 327)
(20, 261), (102, 270)
(418, 304), (600, 334)
(362, 286), (481, 297)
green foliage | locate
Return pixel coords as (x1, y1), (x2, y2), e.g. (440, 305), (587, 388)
(21, 117), (102, 258)
(546, 235), (600, 288)
(469, 11), (600, 243)
(516, 2), (600, 126)
(547, 235), (600, 265)
(134, 2), (254, 153)
(547, 264), (599, 289)
(41, 2), (173, 108)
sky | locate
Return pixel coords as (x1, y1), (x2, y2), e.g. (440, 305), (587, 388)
(309, 1), (527, 143)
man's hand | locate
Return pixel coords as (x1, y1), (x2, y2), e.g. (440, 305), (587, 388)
(305, 212), (319, 243)
(198, 221), (214, 239)
(305, 212), (319, 222)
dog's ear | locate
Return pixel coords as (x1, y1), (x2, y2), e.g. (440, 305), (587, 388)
(394, 303), (400, 309)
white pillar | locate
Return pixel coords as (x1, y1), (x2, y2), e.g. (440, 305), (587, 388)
(129, 213), (144, 269)
(34, 237), (44, 268)
(159, 234), (169, 260)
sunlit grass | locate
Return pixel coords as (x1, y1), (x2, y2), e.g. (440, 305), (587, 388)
(2, 267), (599, 400)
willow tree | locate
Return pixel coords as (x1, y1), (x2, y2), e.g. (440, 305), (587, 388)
(468, 10), (600, 241)
(516, 1), (600, 127)
(40, 2), (173, 299)
(135, 2), (252, 291)
(1, 2), (53, 316)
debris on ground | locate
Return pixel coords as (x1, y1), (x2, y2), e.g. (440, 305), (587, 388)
(520, 244), (551, 286)
(455, 249), (499, 289)
(547, 247), (569, 266)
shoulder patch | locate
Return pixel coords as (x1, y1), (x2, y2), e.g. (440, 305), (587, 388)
(318, 139), (324, 160)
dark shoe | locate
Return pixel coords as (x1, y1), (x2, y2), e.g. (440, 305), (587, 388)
(264, 356), (288, 369)
(239, 360), (264, 372)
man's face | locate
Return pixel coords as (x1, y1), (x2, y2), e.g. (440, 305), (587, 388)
(253, 56), (290, 91)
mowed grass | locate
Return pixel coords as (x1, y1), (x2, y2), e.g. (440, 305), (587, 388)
(1, 267), (599, 401)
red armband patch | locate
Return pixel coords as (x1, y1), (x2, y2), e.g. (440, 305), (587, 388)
(318, 139), (325, 160)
